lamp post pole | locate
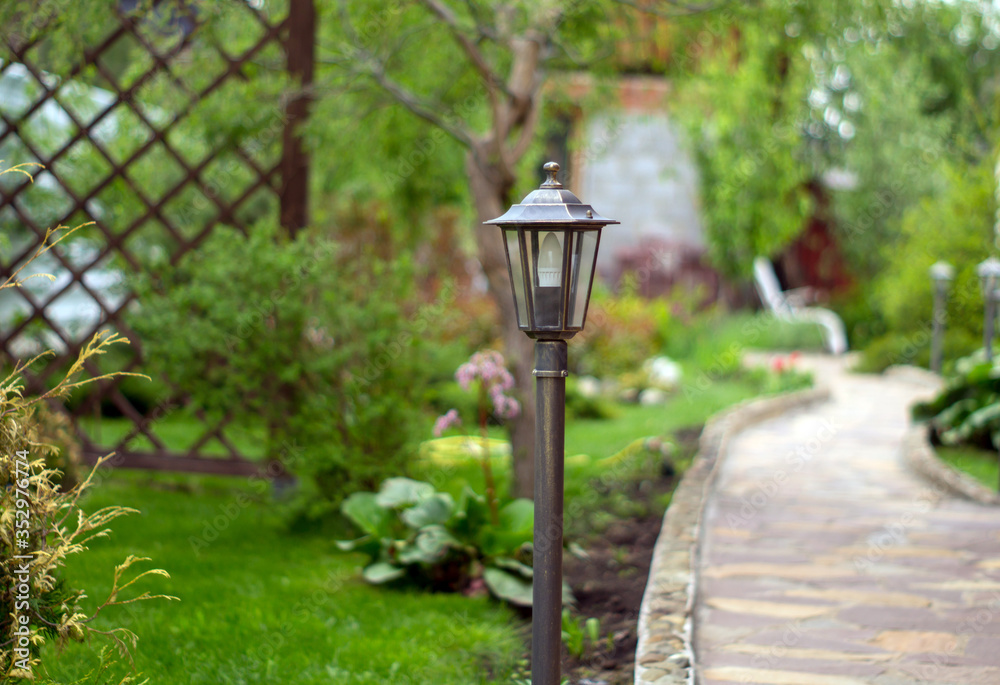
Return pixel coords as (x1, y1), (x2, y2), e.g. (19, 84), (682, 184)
(986, 291), (996, 363)
(929, 262), (953, 375)
(532, 339), (568, 685)
(979, 258), (1000, 362)
(485, 162), (618, 685)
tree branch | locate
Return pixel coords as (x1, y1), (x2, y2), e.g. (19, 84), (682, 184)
(509, 88), (541, 163)
(417, 0), (510, 99)
(367, 59), (475, 148)
(332, 0), (476, 148)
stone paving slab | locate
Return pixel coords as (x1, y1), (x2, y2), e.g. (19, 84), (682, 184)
(694, 355), (1000, 685)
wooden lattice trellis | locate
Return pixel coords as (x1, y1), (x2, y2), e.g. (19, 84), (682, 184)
(0, 0), (315, 475)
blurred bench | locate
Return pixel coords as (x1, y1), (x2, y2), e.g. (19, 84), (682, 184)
(753, 256), (848, 355)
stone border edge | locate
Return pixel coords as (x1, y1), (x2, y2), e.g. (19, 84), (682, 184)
(633, 385), (832, 685)
(904, 423), (1000, 506)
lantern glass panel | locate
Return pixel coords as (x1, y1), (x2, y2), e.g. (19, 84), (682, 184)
(568, 230), (599, 328)
(528, 230), (566, 329)
(504, 229), (528, 327)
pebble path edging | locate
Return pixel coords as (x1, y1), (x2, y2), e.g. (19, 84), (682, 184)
(904, 425), (1000, 506)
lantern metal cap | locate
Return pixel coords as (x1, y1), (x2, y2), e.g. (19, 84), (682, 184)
(484, 162), (619, 226)
(978, 257), (1000, 279)
(929, 261), (954, 282)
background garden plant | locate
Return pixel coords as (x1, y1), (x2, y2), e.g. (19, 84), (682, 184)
(128, 224), (430, 520)
(0, 179), (175, 683)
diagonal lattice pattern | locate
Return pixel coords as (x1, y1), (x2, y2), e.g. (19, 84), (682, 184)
(0, 1), (303, 475)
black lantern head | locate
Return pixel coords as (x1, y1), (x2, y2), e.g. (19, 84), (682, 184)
(485, 162), (618, 340)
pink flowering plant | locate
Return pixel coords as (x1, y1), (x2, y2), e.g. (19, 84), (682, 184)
(434, 350), (521, 525)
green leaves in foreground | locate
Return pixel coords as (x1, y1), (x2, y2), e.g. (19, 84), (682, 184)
(337, 477), (571, 607)
(915, 349), (1000, 450)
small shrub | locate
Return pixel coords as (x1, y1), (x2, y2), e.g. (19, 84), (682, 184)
(129, 224), (429, 513)
(565, 377), (616, 421)
(574, 281), (671, 378)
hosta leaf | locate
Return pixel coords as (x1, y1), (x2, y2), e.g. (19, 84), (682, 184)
(452, 486), (489, 541)
(483, 567), (534, 607)
(334, 535), (381, 559)
(493, 556), (533, 578)
(362, 562), (405, 584)
(334, 535), (367, 552)
(498, 498), (534, 533)
(401, 493), (455, 529)
(341, 493), (390, 538)
(397, 525), (458, 564)
(376, 478), (434, 507)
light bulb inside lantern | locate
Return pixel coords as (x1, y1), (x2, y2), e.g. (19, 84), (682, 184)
(537, 232), (562, 287)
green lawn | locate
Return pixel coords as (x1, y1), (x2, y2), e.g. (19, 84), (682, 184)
(42, 474), (525, 684)
(78, 409), (268, 460)
(42, 335), (796, 684)
(936, 445), (999, 490)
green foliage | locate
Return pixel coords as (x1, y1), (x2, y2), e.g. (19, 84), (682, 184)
(914, 350), (1000, 451)
(337, 477), (548, 607)
(673, 6), (814, 278)
(857, 159), (995, 371)
(128, 224), (428, 512)
(41, 473), (525, 685)
(561, 610), (602, 660)
(574, 281), (672, 378)
(671, 0), (1000, 280)
(565, 376), (617, 421)
(562, 609), (601, 659)
(0, 205), (173, 683)
(0, 339), (174, 683)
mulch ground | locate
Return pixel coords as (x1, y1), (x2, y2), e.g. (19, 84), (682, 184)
(556, 425), (701, 685)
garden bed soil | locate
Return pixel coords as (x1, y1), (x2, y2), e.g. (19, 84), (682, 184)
(557, 425), (701, 685)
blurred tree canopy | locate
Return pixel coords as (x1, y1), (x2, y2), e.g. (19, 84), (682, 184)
(4, 0), (1000, 477)
(666, 0), (1000, 279)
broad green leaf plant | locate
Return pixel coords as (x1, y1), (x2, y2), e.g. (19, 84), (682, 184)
(337, 476), (553, 607)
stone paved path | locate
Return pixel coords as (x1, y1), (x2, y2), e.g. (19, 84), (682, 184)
(694, 355), (1000, 685)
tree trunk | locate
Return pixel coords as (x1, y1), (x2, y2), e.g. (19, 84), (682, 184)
(466, 152), (536, 500)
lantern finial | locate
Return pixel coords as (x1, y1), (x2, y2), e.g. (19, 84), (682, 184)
(541, 162), (562, 189)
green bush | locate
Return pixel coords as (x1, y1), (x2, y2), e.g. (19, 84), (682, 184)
(574, 280), (672, 378)
(858, 160), (995, 371)
(565, 376), (617, 421)
(129, 224), (429, 514)
(914, 349), (1000, 450)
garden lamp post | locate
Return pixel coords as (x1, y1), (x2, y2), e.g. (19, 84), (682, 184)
(486, 162), (618, 685)
(978, 257), (1000, 362)
(929, 261), (954, 375)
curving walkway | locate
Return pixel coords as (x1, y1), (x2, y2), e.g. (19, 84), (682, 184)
(694, 356), (1000, 685)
